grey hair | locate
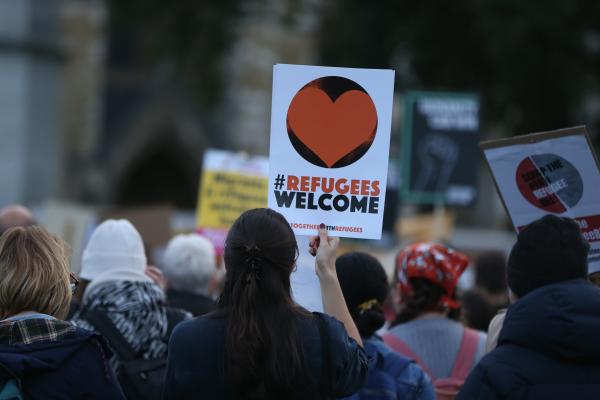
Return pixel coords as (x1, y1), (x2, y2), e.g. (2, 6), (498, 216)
(162, 234), (216, 295)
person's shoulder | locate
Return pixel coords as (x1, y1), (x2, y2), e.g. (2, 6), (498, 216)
(171, 313), (226, 343)
(311, 311), (338, 325)
(58, 333), (126, 399)
(309, 312), (363, 356)
(363, 338), (433, 398)
(64, 322), (114, 354)
(174, 313), (225, 330)
(310, 312), (348, 337)
(1, 318), (93, 346)
(475, 343), (549, 387)
(395, 361), (432, 394)
(461, 345), (535, 399)
(375, 341), (414, 374)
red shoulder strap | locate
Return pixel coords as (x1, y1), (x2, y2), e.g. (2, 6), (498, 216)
(449, 328), (480, 381)
(382, 333), (436, 379)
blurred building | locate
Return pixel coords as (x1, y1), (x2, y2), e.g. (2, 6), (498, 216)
(0, 0), (64, 206)
(0, 0), (323, 210)
(0, 0), (519, 233)
(221, 0), (321, 153)
(68, 0), (207, 209)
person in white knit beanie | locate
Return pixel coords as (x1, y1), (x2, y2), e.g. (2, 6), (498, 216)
(71, 219), (183, 372)
(80, 219), (152, 297)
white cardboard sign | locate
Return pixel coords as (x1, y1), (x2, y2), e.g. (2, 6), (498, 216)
(482, 126), (600, 272)
(268, 64), (395, 239)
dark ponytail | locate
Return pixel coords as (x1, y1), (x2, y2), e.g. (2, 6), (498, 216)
(335, 252), (389, 338)
(354, 301), (386, 338)
(218, 208), (308, 399)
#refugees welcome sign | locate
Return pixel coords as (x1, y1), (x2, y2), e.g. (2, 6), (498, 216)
(482, 126), (600, 270)
(268, 64), (394, 239)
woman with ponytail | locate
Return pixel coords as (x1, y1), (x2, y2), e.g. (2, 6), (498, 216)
(336, 252), (434, 400)
(163, 208), (369, 400)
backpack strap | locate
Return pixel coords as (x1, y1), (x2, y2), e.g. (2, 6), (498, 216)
(449, 328), (480, 381)
(85, 310), (137, 362)
(382, 333), (436, 379)
(313, 313), (333, 399)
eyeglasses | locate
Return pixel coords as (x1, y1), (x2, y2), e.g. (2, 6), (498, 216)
(69, 272), (79, 295)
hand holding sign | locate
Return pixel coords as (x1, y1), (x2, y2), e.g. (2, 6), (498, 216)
(308, 224), (362, 346)
(308, 223), (340, 281)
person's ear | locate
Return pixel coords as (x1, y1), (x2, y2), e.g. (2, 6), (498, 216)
(73, 279), (90, 302)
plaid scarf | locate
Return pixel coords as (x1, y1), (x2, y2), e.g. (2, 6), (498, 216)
(0, 318), (76, 345)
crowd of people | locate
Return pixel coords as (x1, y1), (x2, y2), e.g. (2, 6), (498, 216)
(1, 204), (600, 399)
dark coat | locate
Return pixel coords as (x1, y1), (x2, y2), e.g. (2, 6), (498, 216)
(0, 319), (125, 399)
(462, 290), (508, 332)
(458, 279), (600, 400)
(167, 289), (216, 317)
(163, 312), (369, 400)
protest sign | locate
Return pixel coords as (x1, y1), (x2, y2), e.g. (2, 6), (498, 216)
(401, 91), (480, 205)
(268, 64), (395, 239)
(481, 126), (600, 270)
(196, 149), (269, 252)
(291, 236), (323, 312)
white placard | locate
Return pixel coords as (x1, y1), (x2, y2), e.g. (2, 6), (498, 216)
(268, 64), (395, 239)
(482, 126), (600, 272)
(291, 236), (323, 312)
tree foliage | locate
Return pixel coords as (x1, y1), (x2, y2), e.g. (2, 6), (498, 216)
(108, 0), (241, 107)
(319, 0), (600, 137)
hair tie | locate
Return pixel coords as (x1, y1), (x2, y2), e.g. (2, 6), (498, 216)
(245, 245), (263, 283)
(356, 299), (379, 315)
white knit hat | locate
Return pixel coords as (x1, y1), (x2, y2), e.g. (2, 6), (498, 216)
(81, 219), (151, 295)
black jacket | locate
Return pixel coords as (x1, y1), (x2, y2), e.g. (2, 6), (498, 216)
(0, 317), (125, 399)
(167, 289), (216, 317)
(458, 279), (600, 400)
(164, 312), (369, 400)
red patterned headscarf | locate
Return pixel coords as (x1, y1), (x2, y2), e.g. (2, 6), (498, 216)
(396, 242), (469, 309)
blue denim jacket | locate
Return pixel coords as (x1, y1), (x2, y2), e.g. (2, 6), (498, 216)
(341, 336), (435, 400)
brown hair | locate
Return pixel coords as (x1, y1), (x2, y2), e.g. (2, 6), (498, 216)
(218, 208), (307, 399)
(0, 226), (72, 319)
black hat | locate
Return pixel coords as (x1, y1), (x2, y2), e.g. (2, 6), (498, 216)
(507, 215), (589, 298)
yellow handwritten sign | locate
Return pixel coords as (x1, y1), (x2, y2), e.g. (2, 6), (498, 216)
(196, 150), (269, 229)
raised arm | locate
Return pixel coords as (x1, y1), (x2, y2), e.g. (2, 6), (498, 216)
(310, 224), (363, 346)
